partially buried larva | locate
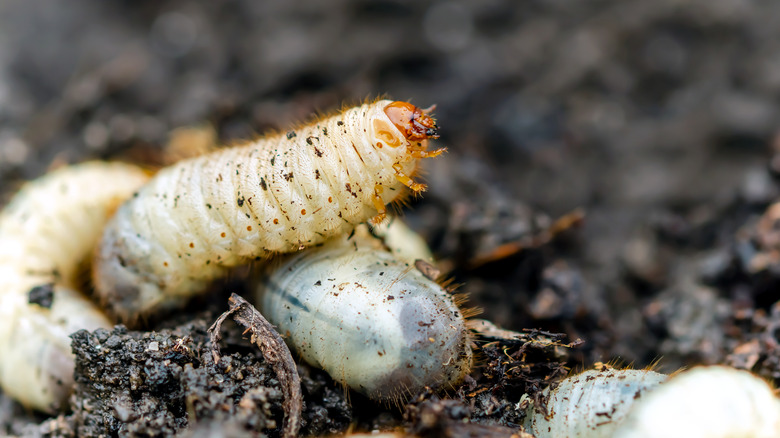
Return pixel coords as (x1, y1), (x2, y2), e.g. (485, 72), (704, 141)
(94, 100), (443, 321)
(254, 221), (473, 402)
(0, 162), (149, 412)
(524, 366), (780, 438)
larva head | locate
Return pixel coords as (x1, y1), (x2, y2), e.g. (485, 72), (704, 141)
(384, 101), (440, 141)
(371, 101), (442, 159)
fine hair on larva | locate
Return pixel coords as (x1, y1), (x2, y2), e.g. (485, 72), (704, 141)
(93, 99), (444, 322)
(253, 221), (473, 405)
(523, 365), (780, 438)
(0, 162), (150, 412)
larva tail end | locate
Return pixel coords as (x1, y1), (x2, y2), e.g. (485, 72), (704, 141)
(384, 101), (440, 141)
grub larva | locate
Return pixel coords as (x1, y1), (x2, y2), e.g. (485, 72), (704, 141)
(614, 366), (780, 438)
(0, 162), (149, 412)
(523, 368), (667, 438)
(93, 100), (443, 321)
(253, 222), (472, 402)
(524, 366), (780, 438)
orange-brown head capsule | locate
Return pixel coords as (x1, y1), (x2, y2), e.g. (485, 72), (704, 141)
(384, 101), (440, 141)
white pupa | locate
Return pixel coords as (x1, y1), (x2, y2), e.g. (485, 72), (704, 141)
(93, 100), (443, 321)
(254, 221), (471, 402)
(0, 162), (149, 412)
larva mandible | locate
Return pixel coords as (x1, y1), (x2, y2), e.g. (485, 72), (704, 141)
(93, 100), (443, 321)
(253, 221), (472, 403)
(523, 366), (780, 438)
(0, 162), (150, 412)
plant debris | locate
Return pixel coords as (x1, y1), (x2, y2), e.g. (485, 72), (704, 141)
(209, 293), (302, 438)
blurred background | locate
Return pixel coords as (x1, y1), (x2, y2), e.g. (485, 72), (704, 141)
(2, 0), (780, 383)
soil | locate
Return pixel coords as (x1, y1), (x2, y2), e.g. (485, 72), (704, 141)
(2, 0), (780, 436)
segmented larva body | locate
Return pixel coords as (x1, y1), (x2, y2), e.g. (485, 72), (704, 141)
(525, 366), (780, 438)
(254, 222), (472, 402)
(94, 100), (443, 321)
(614, 366), (780, 438)
(523, 369), (667, 438)
(0, 162), (149, 412)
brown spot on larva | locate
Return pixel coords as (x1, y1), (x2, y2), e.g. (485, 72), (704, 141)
(306, 136), (317, 145)
(260, 177), (267, 191)
(237, 196), (245, 207)
(284, 172), (294, 181)
(314, 147), (323, 157)
(217, 174), (223, 182)
(328, 197), (332, 203)
(376, 142), (383, 148)
(351, 142), (365, 163)
(337, 121), (343, 126)
(163, 262), (169, 267)
(286, 130), (296, 139)
(270, 156), (275, 166)
(300, 209), (306, 215)
(247, 225), (253, 231)
(345, 183), (351, 192)
(221, 232), (227, 238)
(315, 169), (320, 179)
(274, 218), (279, 225)
(189, 242), (195, 248)
(322, 127), (328, 136)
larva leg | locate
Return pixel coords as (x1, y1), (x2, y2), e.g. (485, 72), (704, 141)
(410, 147), (447, 159)
(0, 162), (149, 412)
(370, 185), (388, 224)
(392, 163), (427, 192)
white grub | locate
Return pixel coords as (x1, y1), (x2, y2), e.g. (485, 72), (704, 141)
(614, 366), (780, 438)
(254, 225), (471, 403)
(525, 366), (780, 438)
(0, 162), (149, 412)
(524, 368), (667, 438)
(93, 100), (443, 321)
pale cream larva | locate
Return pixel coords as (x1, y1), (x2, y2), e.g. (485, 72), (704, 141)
(254, 222), (472, 402)
(614, 366), (780, 438)
(0, 162), (149, 412)
(523, 369), (668, 438)
(524, 366), (780, 438)
(93, 100), (444, 321)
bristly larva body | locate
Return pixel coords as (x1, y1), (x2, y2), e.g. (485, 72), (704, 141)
(523, 368), (667, 438)
(0, 162), (149, 412)
(614, 366), (780, 438)
(94, 100), (443, 321)
(524, 366), (780, 438)
(254, 222), (472, 402)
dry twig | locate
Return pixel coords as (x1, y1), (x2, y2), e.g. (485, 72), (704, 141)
(209, 293), (302, 438)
